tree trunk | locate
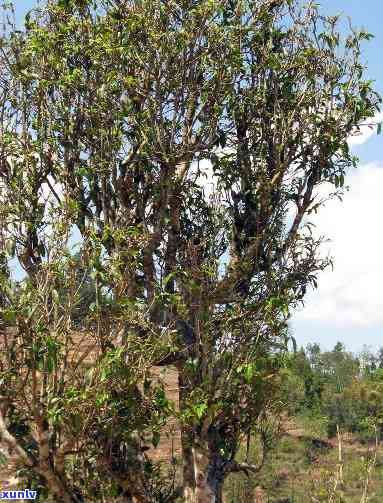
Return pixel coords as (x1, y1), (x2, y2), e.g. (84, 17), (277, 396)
(194, 449), (224, 503)
(179, 369), (225, 503)
(181, 437), (197, 502)
(181, 433), (225, 503)
(35, 465), (80, 503)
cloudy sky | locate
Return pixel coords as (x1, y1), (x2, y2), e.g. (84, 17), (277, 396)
(12, 1), (383, 352)
(291, 0), (383, 352)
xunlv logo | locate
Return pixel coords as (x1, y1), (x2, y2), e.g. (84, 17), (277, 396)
(0, 490), (37, 500)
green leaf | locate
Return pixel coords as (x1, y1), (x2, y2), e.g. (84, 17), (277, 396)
(152, 430), (161, 448)
(52, 289), (60, 304)
(163, 271), (177, 287)
(3, 308), (16, 324)
(0, 451), (7, 466)
(154, 388), (169, 409)
(46, 356), (55, 373)
(5, 238), (16, 257)
(194, 402), (208, 419)
(89, 302), (97, 312)
(377, 122), (382, 135)
(244, 363), (254, 382)
(143, 378), (151, 395)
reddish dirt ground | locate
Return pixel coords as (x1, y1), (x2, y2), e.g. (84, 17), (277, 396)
(146, 366), (181, 462)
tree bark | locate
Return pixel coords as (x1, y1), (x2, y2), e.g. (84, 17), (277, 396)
(194, 449), (224, 503)
(180, 431), (197, 502)
(181, 440), (225, 503)
(35, 464), (81, 503)
(179, 361), (226, 503)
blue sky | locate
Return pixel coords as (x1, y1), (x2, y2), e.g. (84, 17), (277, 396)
(290, 1), (383, 353)
(12, 1), (383, 353)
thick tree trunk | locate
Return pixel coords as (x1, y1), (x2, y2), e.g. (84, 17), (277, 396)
(194, 449), (224, 503)
(179, 368), (225, 503)
(180, 432), (225, 503)
(36, 465), (80, 503)
(181, 439), (197, 502)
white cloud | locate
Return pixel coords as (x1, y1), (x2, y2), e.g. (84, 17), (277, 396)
(292, 162), (383, 328)
(347, 112), (383, 147)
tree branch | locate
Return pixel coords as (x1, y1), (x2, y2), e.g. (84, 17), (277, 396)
(223, 460), (264, 476)
(0, 410), (36, 467)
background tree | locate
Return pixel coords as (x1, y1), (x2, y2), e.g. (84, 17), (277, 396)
(320, 342), (359, 393)
(281, 342), (383, 442)
(377, 347), (383, 369)
(0, 0), (380, 501)
(358, 345), (378, 377)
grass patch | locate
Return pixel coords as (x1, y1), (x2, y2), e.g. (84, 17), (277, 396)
(224, 416), (383, 502)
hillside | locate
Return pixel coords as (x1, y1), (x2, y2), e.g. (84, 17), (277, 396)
(225, 415), (383, 502)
